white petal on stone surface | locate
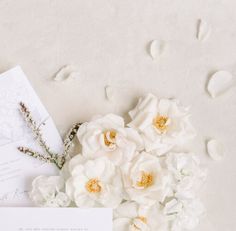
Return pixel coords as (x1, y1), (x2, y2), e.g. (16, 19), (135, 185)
(207, 71), (234, 98)
(105, 85), (114, 101)
(197, 19), (211, 41)
(149, 40), (166, 60)
(207, 139), (225, 161)
(53, 65), (80, 81)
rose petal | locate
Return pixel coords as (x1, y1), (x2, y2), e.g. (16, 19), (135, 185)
(197, 19), (211, 41)
(114, 201), (138, 219)
(149, 40), (166, 60)
(163, 199), (183, 215)
(55, 192), (71, 207)
(207, 70), (234, 98)
(206, 139), (225, 161)
(53, 65), (80, 81)
(105, 85), (114, 101)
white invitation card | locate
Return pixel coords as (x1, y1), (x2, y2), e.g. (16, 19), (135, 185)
(0, 66), (63, 206)
(0, 208), (112, 231)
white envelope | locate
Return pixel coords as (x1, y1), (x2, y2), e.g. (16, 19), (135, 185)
(0, 66), (63, 206)
(0, 208), (113, 231)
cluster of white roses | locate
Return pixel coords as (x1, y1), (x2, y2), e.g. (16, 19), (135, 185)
(30, 94), (207, 231)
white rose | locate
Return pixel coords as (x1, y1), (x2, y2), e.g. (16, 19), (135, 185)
(29, 176), (70, 207)
(128, 94), (195, 156)
(121, 152), (172, 206)
(77, 114), (143, 165)
(65, 155), (123, 208)
(163, 198), (205, 231)
(165, 152), (207, 199)
(113, 202), (168, 231)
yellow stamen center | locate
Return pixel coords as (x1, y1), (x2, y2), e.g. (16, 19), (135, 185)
(85, 178), (102, 193)
(137, 216), (147, 224)
(153, 115), (169, 132)
(136, 172), (154, 188)
(103, 130), (117, 147)
(132, 216), (148, 230)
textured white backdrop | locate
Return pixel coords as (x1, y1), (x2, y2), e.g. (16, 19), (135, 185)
(0, 0), (235, 230)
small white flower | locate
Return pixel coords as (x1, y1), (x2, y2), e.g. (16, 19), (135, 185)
(77, 114), (143, 165)
(65, 155), (123, 208)
(165, 152), (207, 199)
(29, 176), (70, 207)
(128, 94), (195, 156)
(164, 198), (205, 231)
(113, 202), (168, 231)
(121, 152), (172, 206)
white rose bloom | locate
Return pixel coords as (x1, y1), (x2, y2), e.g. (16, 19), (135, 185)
(128, 94), (196, 156)
(113, 202), (168, 231)
(77, 114), (143, 165)
(165, 152), (207, 199)
(65, 155), (123, 208)
(29, 176), (70, 207)
(163, 198), (205, 231)
(121, 152), (172, 206)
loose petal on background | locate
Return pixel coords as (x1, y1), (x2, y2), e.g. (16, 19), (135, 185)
(197, 19), (211, 41)
(207, 70), (234, 98)
(54, 65), (80, 81)
(105, 85), (114, 101)
(207, 139), (225, 161)
(149, 40), (166, 60)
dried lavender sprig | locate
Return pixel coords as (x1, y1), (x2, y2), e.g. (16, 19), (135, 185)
(19, 102), (56, 157)
(18, 102), (65, 169)
(18, 146), (53, 164)
(63, 122), (82, 158)
(53, 155), (66, 169)
(18, 102), (82, 169)
(18, 147), (65, 169)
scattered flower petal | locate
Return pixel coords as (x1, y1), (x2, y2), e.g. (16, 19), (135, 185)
(105, 85), (114, 102)
(53, 65), (80, 82)
(197, 19), (211, 41)
(207, 139), (225, 161)
(149, 40), (166, 60)
(207, 70), (234, 98)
